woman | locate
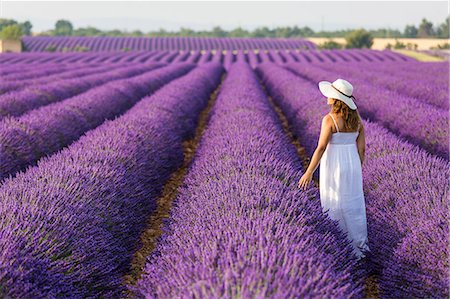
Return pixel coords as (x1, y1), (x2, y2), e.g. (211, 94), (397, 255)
(297, 78), (370, 261)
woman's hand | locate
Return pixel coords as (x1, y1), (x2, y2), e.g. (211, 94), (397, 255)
(298, 171), (313, 190)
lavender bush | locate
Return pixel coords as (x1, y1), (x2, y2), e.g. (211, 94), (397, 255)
(0, 63), (167, 119)
(0, 62), (194, 182)
(256, 62), (449, 298)
(319, 61), (449, 110)
(134, 62), (364, 298)
(284, 63), (449, 160)
(21, 36), (316, 52)
(0, 62), (224, 298)
(0, 63), (127, 95)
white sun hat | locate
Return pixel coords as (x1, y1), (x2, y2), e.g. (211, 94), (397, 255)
(318, 78), (357, 110)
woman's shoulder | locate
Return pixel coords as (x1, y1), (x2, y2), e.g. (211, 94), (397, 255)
(322, 113), (333, 123)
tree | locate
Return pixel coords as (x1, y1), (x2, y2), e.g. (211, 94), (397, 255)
(345, 29), (373, 49)
(74, 26), (102, 36)
(252, 26), (275, 38)
(211, 26), (226, 37)
(55, 19), (73, 36)
(275, 26), (291, 38)
(404, 25), (418, 38)
(229, 27), (249, 38)
(0, 24), (23, 40)
(179, 27), (195, 37)
(20, 21), (32, 35)
(436, 16), (450, 38)
(393, 39), (406, 49)
(0, 18), (17, 32)
(131, 30), (143, 37)
(107, 29), (123, 36)
(417, 18), (434, 38)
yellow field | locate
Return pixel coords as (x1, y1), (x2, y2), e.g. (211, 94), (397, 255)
(391, 49), (446, 62)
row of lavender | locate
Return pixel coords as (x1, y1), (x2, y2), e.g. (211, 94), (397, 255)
(2, 54), (444, 114)
(0, 62), (224, 298)
(0, 62), (166, 118)
(22, 36), (316, 51)
(318, 61), (449, 110)
(283, 63), (448, 160)
(134, 62), (364, 298)
(0, 62), (195, 182)
(256, 62), (449, 298)
(0, 48), (412, 66)
(0, 63), (130, 94)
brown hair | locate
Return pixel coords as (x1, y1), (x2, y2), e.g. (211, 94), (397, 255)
(331, 99), (361, 131)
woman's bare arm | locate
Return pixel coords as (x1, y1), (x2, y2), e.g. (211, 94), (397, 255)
(304, 115), (332, 175)
(356, 123), (365, 166)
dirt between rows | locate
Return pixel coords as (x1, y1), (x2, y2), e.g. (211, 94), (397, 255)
(122, 73), (225, 296)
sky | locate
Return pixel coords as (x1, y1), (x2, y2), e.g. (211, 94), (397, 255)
(1, 0), (448, 33)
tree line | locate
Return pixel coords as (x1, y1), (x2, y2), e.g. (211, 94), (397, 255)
(1, 16), (449, 40)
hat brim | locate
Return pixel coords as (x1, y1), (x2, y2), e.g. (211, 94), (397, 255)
(318, 81), (357, 110)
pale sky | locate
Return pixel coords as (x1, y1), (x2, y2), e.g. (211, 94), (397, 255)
(1, 0), (449, 33)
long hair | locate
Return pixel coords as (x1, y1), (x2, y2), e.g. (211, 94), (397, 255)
(331, 99), (361, 131)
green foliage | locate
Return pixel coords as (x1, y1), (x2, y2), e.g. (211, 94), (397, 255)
(418, 18), (434, 38)
(0, 18), (16, 29)
(431, 42), (450, 50)
(1, 14), (449, 40)
(317, 39), (343, 49)
(73, 26), (103, 36)
(229, 27), (249, 38)
(55, 19), (73, 36)
(404, 25), (418, 38)
(20, 21), (33, 35)
(131, 30), (144, 37)
(0, 24), (23, 40)
(393, 39), (406, 49)
(344, 29), (373, 49)
(436, 16), (450, 38)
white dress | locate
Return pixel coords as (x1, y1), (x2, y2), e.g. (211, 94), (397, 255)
(319, 113), (370, 260)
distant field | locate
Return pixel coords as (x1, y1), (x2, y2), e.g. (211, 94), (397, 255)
(306, 37), (449, 50)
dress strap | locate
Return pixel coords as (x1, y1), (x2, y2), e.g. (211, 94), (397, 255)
(329, 113), (339, 133)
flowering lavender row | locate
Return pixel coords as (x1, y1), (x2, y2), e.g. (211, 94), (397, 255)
(0, 62), (224, 298)
(0, 48), (414, 65)
(0, 62), (194, 182)
(22, 36), (316, 51)
(318, 61), (449, 110)
(0, 51), (160, 64)
(1, 62), (115, 81)
(0, 62), (166, 120)
(0, 62), (73, 79)
(255, 62), (449, 298)
(284, 63), (449, 160)
(134, 62), (363, 298)
(0, 63), (129, 95)
(350, 59), (449, 80)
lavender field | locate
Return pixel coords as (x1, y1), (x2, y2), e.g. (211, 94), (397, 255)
(0, 39), (448, 299)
